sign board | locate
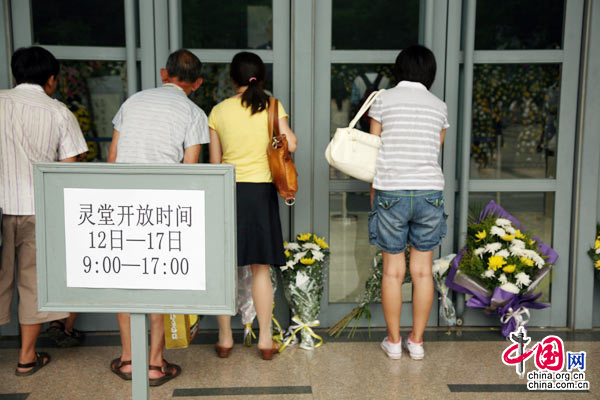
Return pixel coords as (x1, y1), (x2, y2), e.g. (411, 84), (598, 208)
(34, 163), (236, 315)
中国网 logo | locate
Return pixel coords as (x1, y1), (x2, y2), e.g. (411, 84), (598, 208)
(501, 327), (589, 391)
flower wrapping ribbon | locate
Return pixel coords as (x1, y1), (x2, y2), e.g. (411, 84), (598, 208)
(279, 315), (323, 352)
(500, 306), (530, 336)
(466, 287), (548, 338)
(244, 323), (256, 339)
(271, 312), (284, 345)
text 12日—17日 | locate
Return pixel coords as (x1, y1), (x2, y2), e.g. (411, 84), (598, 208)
(63, 188), (206, 291)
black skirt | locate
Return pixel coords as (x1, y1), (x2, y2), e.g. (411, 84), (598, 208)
(236, 182), (286, 267)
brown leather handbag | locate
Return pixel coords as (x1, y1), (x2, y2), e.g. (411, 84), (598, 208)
(267, 97), (298, 205)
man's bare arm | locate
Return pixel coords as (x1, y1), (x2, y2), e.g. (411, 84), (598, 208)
(107, 129), (120, 162)
(183, 144), (201, 164)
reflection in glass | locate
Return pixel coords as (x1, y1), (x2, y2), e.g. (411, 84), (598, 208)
(330, 64), (394, 179)
(470, 64), (560, 179)
(190, 63), (273, 115)
(32, 0), (126, 46)
(189, 63), (273, 161)
(328, 192), (379, 303)
(332, 0), (419, 50)
(182, 0), (272, 49)
(475, 0), (563, 50)
(469, 192), (554, 302)
(57, 61), (127, 161)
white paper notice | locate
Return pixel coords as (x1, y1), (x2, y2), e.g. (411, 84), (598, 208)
(63, 188), (205, 291)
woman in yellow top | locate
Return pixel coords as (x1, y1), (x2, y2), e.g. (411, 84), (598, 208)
(208, 52), (297, 360)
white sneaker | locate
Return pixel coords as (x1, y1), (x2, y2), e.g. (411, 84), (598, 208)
(380, 336), (402, 359)
(404, 334), (424, 360)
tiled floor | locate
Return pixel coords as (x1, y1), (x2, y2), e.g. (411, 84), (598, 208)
(0, 328), (598, 399)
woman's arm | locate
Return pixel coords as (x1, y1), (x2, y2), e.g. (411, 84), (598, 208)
(440, 129), (446, 148)
(278, 117), (298, 153)
(370, 119), (382, 136)
(209, 128), (223, 163)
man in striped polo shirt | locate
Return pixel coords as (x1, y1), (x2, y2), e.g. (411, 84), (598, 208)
(0, 47), (88, 375)
(107, 49), (209, 386)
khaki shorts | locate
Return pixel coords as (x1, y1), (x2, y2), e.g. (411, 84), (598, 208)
(0, 215), (68, 325)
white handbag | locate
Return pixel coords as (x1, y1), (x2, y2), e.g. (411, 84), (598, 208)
(325, 90), (384, 182)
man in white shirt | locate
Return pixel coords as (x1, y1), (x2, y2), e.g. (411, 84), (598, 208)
(0, 46), (88, 375)
(107, 49), (209, 386)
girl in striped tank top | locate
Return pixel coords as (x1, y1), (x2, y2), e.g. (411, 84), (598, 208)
(368, 45), (449, 360)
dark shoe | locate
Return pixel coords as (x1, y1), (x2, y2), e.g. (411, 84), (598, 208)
(47, 320), (84, 348)
(110, 357), (132, 381)
(15, 352), (51, 376)
(149, 360), (181, 387)
(215, 343), (232, 358)
(258, 341), (280, 360)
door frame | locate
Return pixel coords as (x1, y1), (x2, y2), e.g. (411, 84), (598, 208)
(308, 0), (448, 327)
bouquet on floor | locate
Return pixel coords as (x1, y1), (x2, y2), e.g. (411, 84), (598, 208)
(328, 250), (412, 338)
(433, 254), (457, 326)
(445, 200), (558, 338)
(588, 224), (600, 281)
(279, 233), (329, 350)
(237, 265), (284, 346)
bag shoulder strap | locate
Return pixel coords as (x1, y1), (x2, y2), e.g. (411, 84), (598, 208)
(268, 97), (280, 140)
(349, 89), (384, 129)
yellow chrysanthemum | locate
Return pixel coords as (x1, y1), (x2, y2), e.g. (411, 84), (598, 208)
(595, 259), (600, 270)
(529, 239), (536, 246)
(594, 239), (600, 250)
(515, 230), (525, 239)
(297, 233), (311, 241)
(284, 241), (288, 247)
(521, 257), (535, 267)
(284, 250), (291, 258)
(475, 231), (487, 241)
(313, 236), (329, 249)
(501, 235), (515, 241)
(488, 255), (507, 271)
(300, 258), (316, 265)
(502, 264), (516, 274)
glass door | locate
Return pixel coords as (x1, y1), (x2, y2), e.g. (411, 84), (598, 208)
(3, 0), (140, 334)
(1, 0), (291, 334)
(449, 0), (583, 327)
(313, 0), (448, 327)
(173, 0), (292, 329)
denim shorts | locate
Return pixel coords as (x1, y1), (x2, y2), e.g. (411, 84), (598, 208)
(368, 190), (447, 254)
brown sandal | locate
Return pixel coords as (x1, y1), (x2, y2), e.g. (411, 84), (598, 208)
(15, 352), (51, 376)
(215, 343), (232, 358)
(149, 359), (181, 387)
(258, 341), (280, 360)
(110, 358), (132, 381)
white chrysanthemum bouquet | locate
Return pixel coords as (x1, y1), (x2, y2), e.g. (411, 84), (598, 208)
(279, 233), (329, 350)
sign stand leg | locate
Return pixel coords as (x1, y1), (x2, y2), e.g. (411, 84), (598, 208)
(131, 313), (149, 400)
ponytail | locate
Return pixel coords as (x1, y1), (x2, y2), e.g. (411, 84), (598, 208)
(230, 52), (269, 115)
(241, 78), (269, 114)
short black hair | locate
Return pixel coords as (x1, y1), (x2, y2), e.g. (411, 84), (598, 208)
(11, 46), (59, 86)
(394, 45), (437, 89)
(165, 49), (202, 83)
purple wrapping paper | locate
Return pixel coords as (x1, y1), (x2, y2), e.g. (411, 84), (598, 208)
(445, 201), (558, 337)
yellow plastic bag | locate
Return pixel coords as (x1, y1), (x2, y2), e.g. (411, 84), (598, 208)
(164, 314), (199, 349)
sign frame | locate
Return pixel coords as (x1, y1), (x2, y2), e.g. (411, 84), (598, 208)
(34, 163), (237, 315)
